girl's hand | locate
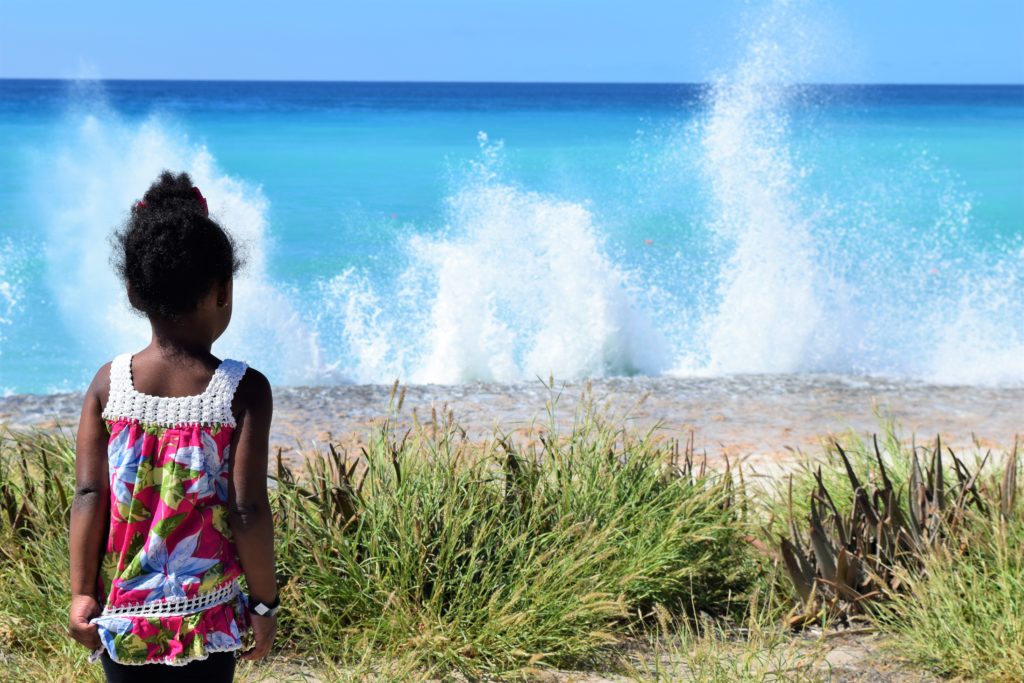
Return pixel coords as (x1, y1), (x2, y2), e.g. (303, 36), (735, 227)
(242, 613), (276, 661)
(68, 593), (101, 649)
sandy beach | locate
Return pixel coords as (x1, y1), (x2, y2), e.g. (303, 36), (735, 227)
(4, 374), (1019, 473)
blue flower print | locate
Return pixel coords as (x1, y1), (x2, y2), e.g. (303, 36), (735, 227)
(173, 432), (229, 501)
(170, 430), (214, 472)
(206, 622), (242, 651)
(119, 531), (219, 602)
(92, 616), (134, 660)
(108, 426), (145, 505)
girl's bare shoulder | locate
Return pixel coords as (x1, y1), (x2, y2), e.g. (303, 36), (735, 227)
(82, 361), (114, 413)
(232, 366), (273, 421)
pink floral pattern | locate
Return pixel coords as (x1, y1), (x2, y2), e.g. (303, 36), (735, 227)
(93, 418), (249, 664)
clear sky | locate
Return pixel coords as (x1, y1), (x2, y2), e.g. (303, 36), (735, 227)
(1, 0), (1022, 83)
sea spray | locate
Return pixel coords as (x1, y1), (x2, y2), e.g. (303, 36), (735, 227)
(318, 267), (405, 384)
(0, 242), (19, 331)
(39, 101), (321, 384)
(929, 248), (1024, 385)
(694, 7), (824, 374)
(672, 1), (1024, 383)
(0, 241), (22, 393)
(321, 133), (668, 384)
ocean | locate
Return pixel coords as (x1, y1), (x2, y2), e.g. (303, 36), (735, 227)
(0, 75), (1021, 395)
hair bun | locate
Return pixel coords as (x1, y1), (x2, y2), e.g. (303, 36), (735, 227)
(135, 171), (209, 216)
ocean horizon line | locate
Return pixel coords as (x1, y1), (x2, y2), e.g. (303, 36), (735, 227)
(1, 77), (1023, 88)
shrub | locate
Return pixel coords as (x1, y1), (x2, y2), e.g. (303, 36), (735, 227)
(272, 393), (761, 677)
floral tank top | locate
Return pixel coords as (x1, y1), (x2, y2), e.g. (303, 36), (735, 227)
(90, 353), (250, 666)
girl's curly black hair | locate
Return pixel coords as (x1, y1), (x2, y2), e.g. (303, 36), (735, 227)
(113, 171), (242, 319)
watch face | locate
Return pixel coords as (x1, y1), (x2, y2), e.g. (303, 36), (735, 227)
(249, 594), (280, 617)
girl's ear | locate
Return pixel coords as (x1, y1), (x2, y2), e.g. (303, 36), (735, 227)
(216, 279), (232, 308)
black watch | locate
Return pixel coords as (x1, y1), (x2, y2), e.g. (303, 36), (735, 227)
(248, 594), (280, 618)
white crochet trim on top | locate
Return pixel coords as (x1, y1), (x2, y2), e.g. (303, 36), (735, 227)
(99, 580), (241, 618)
(101, 353), (248, 428)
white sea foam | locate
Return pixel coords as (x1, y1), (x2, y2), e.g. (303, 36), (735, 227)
(317, 267), (404, 384)
(321, 133), (668, 384)
(40, 102), (320, 383)
(693, 14), (822, 374)
(670, 0), (1023, 386)
(0, 240), (22, 393)
(929, 249), (1024, 385)
(0, 241), (19, 329)
(40, 113), (665, 387)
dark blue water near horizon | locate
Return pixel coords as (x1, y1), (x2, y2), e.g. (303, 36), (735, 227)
(4, 79), (1023, 111)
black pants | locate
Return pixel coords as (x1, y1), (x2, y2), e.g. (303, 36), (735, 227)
(101, 652), (236, 682)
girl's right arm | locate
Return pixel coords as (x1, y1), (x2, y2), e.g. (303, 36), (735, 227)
(68, 365), (112, 650)
(228, 368), (277, 661)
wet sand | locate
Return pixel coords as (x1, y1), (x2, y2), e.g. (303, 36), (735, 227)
(1, 374), (1020, 473)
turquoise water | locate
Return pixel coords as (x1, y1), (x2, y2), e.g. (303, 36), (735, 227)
(0, 79), (1021, 393)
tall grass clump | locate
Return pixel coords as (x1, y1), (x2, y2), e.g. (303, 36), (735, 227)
(877, 499), (1024, 682)
(873, 442), (1023, 682)
(0, 429), (96, 682)
(272, 388), (761, 677)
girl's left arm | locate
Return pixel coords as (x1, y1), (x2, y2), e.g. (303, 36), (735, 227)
(68, 365), (111, 650)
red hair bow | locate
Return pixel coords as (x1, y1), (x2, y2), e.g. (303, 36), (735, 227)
(192, 186), (209, 216)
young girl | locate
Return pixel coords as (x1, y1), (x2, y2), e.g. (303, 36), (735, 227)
(68, 172), (277, 682)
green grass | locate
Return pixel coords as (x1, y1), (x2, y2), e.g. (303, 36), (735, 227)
(271, 394), (761, 677)
(1, 393), (1020, 682)
(874, 498), (1024, 682)
(0, 393), (762, 681)
(0, 430), (90, 681)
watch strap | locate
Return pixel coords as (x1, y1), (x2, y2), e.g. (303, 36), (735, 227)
(249, 593), (280, 617)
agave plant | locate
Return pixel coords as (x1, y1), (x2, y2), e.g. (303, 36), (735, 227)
(779, 435), (1019, 627)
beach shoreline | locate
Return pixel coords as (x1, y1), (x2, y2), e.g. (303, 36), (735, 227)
(3, 374), (1019, 472)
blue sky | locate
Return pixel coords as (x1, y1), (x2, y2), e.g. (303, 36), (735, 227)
(1, 0), (1022, 83)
